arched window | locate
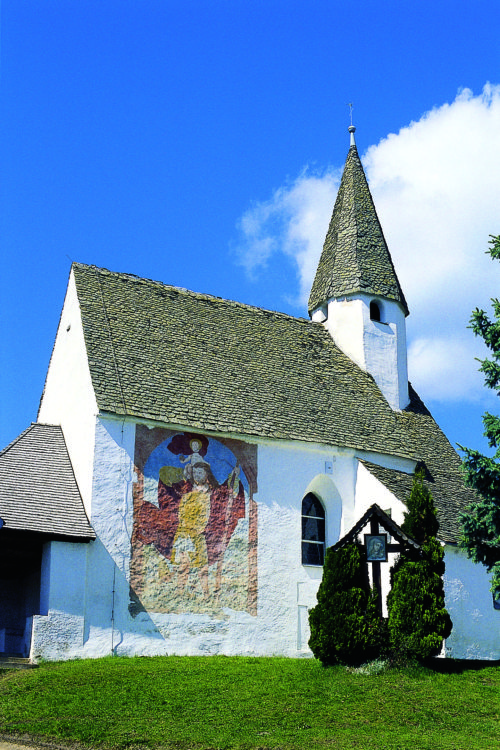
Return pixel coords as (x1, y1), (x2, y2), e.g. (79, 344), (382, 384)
(370, 300), (381, 322)
(301, 493), (325, 565)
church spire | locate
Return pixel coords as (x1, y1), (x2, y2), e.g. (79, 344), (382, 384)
(309, 127), (410, 411)
(308, 128), (408, 317)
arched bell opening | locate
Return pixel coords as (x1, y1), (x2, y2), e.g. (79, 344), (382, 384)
(370, 300), (382, 322)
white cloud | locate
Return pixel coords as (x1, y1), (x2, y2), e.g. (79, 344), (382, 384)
(235, 84), (500, 405)
(365, 84), (500, 321)
(236, 169), (340, 301)
(408, 336), (491, 403)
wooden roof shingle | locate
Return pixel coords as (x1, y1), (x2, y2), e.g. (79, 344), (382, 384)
(71, 262), (474, 543)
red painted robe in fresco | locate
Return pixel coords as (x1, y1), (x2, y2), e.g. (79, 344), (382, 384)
(136, 477), (245, 567)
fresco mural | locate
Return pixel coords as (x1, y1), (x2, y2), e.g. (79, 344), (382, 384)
(131, 426), (258, 616)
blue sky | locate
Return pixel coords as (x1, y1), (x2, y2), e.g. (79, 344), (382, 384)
(1, 0), (500, 457)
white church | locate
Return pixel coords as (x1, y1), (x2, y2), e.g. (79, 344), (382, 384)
(1, 127), (498, 663)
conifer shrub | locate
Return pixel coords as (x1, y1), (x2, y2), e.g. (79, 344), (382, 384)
(308, 541), (382, 666)
(387, 470), (452, 662)
(460, 235), (500, 596)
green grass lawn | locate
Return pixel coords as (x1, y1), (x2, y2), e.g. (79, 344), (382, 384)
(0, 656), (499, 750)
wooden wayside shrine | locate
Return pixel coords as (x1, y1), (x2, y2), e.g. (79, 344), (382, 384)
(331, 504), (422, 616)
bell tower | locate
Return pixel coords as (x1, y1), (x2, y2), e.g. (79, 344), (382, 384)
(308, 126), (409, 411)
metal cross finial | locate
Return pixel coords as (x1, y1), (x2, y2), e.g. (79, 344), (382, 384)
(347, 103), (356, 146)
(348, 102), (354, 127)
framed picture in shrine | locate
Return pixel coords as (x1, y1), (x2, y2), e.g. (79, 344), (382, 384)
(365, 534), (388, 562)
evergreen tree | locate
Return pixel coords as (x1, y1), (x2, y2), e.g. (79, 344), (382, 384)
(460, 235), (500, 597)
(308, 541), (381, 666)
(387, 470), (452, 661)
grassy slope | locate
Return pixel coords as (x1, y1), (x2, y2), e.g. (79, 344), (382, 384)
(0, 656), (499, 750)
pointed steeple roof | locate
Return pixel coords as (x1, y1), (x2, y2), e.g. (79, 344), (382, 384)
(308, 129), (409, 316)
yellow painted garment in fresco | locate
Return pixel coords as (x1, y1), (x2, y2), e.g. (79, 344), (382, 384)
(171, 489), (210, 567)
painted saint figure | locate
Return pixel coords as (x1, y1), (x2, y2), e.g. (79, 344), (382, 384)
(136, 435), (245, 603)
(366, 535), (386, 561)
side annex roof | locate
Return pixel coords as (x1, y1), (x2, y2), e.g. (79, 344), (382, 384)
(360, 460), (474, 545)
(0, 423), (95, 539)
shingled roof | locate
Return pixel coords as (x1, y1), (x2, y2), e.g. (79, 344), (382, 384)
(360, 459), (474, 545)
(0, 424), (94, 539)
(308, 143), (409, 316)
(71, 262), (473, 542)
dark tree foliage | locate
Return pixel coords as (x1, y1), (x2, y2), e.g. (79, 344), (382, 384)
(308, 542), (381, 666)
(398, 469), (439, 546)
(460, 235), (500, 595)
(387, 470), (452, 661)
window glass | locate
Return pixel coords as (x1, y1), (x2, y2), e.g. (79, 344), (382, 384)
(302, 541), (324, 566)
(301, 492), (325, 566)
(302, 515), (325, 541)
(302, 493), (324, 517)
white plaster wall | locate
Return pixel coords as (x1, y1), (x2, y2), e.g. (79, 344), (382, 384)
(444, 545), (500, 660)
(31, 541), (88, 661)
(33, 420), (362, 660)
(79, 416), (158, 660)
(255, 442), (351, 655)
(40, 541), (88, 615)
(90, 417), (136, 579)
(355, 450), (416, 475)
(323, 297), (365, 370)
(38, 271), (98, 515)
(354, 460), (407, 528)
(30, 422), (500, 664)
(363, 315), (408, 411)
(322, 294), (409, 411)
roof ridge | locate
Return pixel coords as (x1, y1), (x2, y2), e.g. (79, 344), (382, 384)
(72, 262), (311, 324)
